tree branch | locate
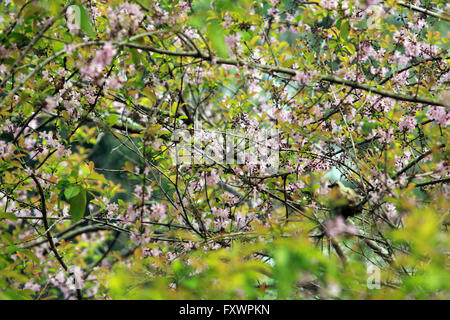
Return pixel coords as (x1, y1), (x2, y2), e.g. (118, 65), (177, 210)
(29, 173), (82, 300)
(398, 1), (450, 22)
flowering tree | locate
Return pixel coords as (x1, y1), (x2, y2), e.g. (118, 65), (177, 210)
(0, 0), (449, 300)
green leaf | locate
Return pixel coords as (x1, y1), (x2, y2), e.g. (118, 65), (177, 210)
(9, 32), (31, 48)
(23, 3), (42, 19)
(1, 233), (14, 245)
(0, 212), (18, 221)
(69, 188), (87, 222)
(130, 49), (143, 66)
(105, 114), (119, 126)
(346, 42), (356, 56)
(341, 20), (349, 41)
(40, 0), (64, 17)
(207, 20), (229, 58)
(7, 245), (19, 255)
(75, 3), (96, 38)
(64, 185), (81, 200)
(22, 250), (40, 265)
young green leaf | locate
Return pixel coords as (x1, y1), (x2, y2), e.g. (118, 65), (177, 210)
(64, 185), (81, 200)
(69, 188), (87, 222)
(341, 20), (349, 41)
(75, 3), (96, 38)
(105, 114), (120, 126)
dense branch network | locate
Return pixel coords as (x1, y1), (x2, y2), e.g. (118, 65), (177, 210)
(0, 0), (448, 300)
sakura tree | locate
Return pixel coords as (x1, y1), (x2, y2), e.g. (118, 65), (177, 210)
(0, 0), (448, 300)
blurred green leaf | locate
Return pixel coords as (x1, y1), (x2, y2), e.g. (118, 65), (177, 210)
(69, 188), (87, 222)
(207, 20), (229, 58)
(105, 114), (120, 126)
(341, 20), (349, 41)
(75, 3), (96, 38)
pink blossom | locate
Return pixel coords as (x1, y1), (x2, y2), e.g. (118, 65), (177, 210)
(205, 170), (218, 186)
(80, 42), (117, 80)
(150, 203), (166, 219)
(267, 7), (279, 17)
(212, 207), (228, 218)
(225, 33), (243, 57)
(134, 185), (153, 201)
(55, 144), (71, 159)
(366, 0), (380, 5)
(0, 140), (13, 158)
(295, 70), (317, 86)
(0, 64), (7, 75)
(427, 106), (449, 127)
(106, 202), (119, 216)
(214, 218), (230, 230)
(398, 115), (417, 132)
(324, 216), (359, 237)
(24, 282), (41, 292)
(95, 42), (116, 67)
(383, 203), (398, 220)
(105, 75), (125, 90)
(322, 0), (339, 10)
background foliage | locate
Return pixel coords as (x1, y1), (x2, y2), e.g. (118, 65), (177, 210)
(0, 0), (449, 299)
